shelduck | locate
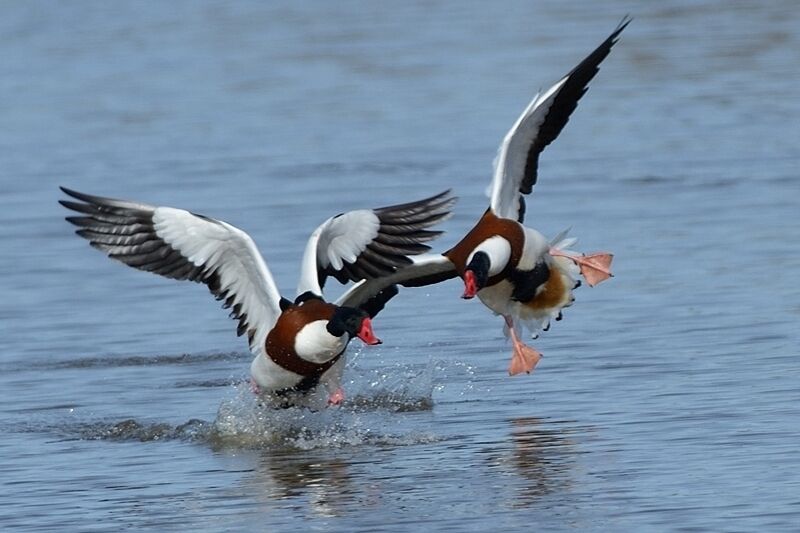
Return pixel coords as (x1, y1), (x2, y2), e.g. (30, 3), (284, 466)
(60, 187), (455, 408)
(347, 19), (628, 376)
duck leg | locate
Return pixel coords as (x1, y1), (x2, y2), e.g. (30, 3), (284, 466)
(550, 249), (614, 287)
(327, 387), (345, 406)
(249, 377), (262, 395)
(505, 315), (542, 376)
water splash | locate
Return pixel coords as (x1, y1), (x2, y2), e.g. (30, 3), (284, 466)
(210, 361), (441, 450)
(343, 359), (437, 412)
(11, 360), (450, 450)
(211, 394), (440, 451)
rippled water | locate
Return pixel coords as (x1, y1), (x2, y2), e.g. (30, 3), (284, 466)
(2, 1), (799, 531)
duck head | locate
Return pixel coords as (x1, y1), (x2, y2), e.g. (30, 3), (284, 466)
(327, 307), (381, 345)
(462, 251), (490, 299)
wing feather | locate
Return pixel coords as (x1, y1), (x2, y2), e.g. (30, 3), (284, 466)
(490, 17), (630, 221)
(297, 190), (456, 296)
(60, 187), (282, 356)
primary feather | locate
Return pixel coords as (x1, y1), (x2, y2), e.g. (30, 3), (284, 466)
(490, 16), (631, 222)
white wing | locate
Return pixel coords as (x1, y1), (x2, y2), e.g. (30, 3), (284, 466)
(60, 187), (282, 356)
(490, 17), (630, 222)
(296, 190), (456, 297)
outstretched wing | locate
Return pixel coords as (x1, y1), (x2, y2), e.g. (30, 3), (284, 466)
(336, 254), (458, 313)
(297, 190), (456, 297)
(59, 187), (282, 356)
(490, 17), (630, 222)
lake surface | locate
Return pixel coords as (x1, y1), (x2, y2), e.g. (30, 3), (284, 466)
(2, 1), (799, 531)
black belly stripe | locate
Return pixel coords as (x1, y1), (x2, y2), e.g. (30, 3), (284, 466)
(509, 262), (550, 303)
(269, 349), (343, 379)
(274, 373), (323, 397)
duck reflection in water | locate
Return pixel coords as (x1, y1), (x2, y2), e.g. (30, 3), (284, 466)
(243, 449), (364, 518)
(487, 417), (577, 506)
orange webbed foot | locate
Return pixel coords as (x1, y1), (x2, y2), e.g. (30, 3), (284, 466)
(504, 315), (543, 376)
(575, 252), (614, 287)
(551, 249), (614, 287)
(508, 343), (543, 376)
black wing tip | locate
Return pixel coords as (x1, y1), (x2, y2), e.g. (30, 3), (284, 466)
(373, 189), (457, 229)
(59, 186), (96, 203)
(59, 187), (107, 216)
(435, 189), (459, 210)
(376, 188), (458, 214)
(59, 199), (98, 217)
(411, 189), (458, 219)
(64, 215), (87, 226)
(423, 188), (455, 202)
(430, 188), (458, 208)
(436, 188), (457, 201)
(576, 15), (632, 73)
(59, 186), (154, 214)
(59, 185), (80, 197)
(60, 189), (95, 221)
(516, 17), (630, 200)
(613, 15), (633, 39)
(603, 17), (631, 52)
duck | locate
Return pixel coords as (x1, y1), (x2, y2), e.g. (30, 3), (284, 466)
(59, 187), (455, 408)
(345, 19), (628, 377)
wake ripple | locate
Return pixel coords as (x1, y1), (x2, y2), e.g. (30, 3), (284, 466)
(42, 351), (248, 370)
(63, 418), (212, 442)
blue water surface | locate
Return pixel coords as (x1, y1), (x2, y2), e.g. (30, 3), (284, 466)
(1, 1), (799, 531)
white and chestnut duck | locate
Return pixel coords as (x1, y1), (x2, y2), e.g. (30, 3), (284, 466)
(60, 187), (455, 408)
(349, 19), (627, 376)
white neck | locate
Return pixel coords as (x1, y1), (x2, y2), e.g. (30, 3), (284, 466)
(467, 235), (511, 276)
(294, 320), (348, 364)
